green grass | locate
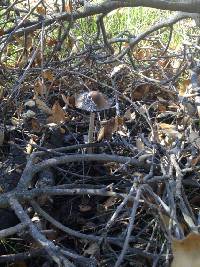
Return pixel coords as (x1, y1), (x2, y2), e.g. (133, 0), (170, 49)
(1, 5), (200, 64)
(70, 7), (200, 52)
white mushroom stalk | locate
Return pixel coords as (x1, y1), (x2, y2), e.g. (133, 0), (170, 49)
(75, 91), (112, 151)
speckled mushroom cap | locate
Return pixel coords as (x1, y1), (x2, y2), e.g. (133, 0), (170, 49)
(75, 91), (112, 112)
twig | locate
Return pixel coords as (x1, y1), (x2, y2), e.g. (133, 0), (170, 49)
(9, 196), (75, 267)
(114, 187), (141, 267)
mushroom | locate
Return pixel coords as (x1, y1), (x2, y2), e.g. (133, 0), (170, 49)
(75, 91), (112, 148)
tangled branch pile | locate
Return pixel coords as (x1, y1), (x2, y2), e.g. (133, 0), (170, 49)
(1, 1), (200, 266)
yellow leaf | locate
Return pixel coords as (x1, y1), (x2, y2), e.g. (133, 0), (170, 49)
(47, 101), (66, 124)
(171, 233), (200, 267)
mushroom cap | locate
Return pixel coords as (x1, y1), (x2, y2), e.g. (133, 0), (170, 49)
(75, 91), (112, 112)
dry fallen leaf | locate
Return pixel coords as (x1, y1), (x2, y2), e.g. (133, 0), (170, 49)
(30, 118), (42, 133)
(47, 38), (57, 46)
(61, 94), (75, 108)
(43, 69), (54, 81)
(131, 84), (150, 101)
(0, 28), (4, 36)
(178, 78), (190, 96)
(97, 116), (124, 141)
(36, 5), (46, 15)
(65, 0), (73, 12)
(124, 109), (136, 122)
(47, 101), (67, 124)
(171, 233), (200, 267)
(35, 51), (42, 66)
(34, 78), (46, 96)
(158, 123), (182, 146)
(34, 97), (52, 115)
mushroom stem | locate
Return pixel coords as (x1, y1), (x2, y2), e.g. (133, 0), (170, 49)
(87, 112), (95, 153)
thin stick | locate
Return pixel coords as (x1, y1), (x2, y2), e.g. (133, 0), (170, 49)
(9, 196), (75, 267)
(114, 188), (141, 267)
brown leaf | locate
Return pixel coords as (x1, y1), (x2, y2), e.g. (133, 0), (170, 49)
(124, 109), (136, 121)
(36, 6), (46, 15)
(35, 51), (42, 66)
(47, 101), (66, 124)
(171, 233), (200, 267)
(132, 84), (150, 101)
(97, 116), (124, 141)
(191, 155), (200, 166)
(34, 78), (46, 96)
(157, 102), (167, 112)
(0, 28), (4, 36)
(61, 94), (75, 108)
(65, 1), (73, 12)
(178, 79), (190, 96)
(97, 117), (115, 142)
(34, 97), (52, 115)
(30, 118), (42, 133)
(43, 69), (54, 81)
(47, 38), (57, 46)
(158, 123), (182, 142)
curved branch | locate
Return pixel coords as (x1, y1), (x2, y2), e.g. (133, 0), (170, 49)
(2, 0), (200, 39)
